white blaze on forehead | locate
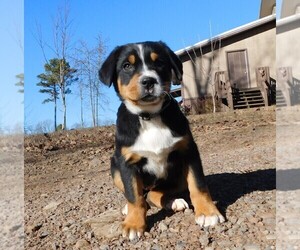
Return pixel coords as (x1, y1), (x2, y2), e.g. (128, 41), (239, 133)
(136, 44), (162, 83)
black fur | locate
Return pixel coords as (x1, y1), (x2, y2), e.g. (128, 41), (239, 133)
(100, 41), (207, 208)
(99, 41), (182, 101)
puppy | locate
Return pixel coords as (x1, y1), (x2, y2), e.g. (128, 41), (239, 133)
(99, 41), (224, 240)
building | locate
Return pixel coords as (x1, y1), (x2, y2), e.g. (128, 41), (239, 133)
(173, 1), (276, 113)
(276, 0), (300, 106)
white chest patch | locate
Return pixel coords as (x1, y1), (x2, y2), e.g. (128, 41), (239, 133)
(130, 117), (183, 179)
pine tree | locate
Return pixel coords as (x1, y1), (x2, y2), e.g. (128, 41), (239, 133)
(15, 73), (24, 93)
(37, 58), (77, 131)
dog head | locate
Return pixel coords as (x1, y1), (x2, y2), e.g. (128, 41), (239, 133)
(99, 41), (182, 114)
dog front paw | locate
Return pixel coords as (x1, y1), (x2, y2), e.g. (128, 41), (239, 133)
(195, 214), (225, 228)
(122, 221), (145, 240)
(167, 198), (189, 212)
(121, 202), (147, 241)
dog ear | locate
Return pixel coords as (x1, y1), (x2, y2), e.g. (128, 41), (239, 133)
(159, 41), (183, 82)
(99, 46), (122, 87)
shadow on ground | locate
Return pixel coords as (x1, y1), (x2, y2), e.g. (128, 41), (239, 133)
(277, 168), (300, 191)
(147, 168), (276, 229)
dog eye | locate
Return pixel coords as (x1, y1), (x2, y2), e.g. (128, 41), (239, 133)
(123, 62), (134, 71)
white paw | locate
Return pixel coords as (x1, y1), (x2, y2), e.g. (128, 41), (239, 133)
(121, 204), (128, 215)
(195, 214), (225, 228)
(167, 198), (189, 212)
(122, 228), (143, 241)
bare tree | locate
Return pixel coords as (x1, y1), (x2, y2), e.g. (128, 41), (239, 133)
(184, 25), (221, 113)
(73, 36), (106, 127)
(34, 120), (53, 134)
(34, 0), (74, 130)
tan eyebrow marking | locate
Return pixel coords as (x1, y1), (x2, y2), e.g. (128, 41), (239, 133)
(150, 52), (158, 62)
(128, 54), (136, 64)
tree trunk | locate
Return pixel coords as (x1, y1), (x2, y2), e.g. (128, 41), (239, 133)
(61, 90), (67, 130)
(96, 86), (99, 127)
(80, 86), (84, 128)
(89, 80), (96, 127)
(63, 97), (67, 130)
(54, 95), (57, 131)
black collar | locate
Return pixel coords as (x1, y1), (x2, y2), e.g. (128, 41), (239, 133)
(139, 93), (173, 121)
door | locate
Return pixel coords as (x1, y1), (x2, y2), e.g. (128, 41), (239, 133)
(227, 50), (250, 89)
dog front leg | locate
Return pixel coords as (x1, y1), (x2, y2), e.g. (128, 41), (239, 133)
(113, 153), (147, 240)
(185, 141), (225, 227)
(122, 173), (147, 240)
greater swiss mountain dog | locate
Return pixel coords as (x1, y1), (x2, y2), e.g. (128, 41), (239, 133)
(99, 41), (224, 240)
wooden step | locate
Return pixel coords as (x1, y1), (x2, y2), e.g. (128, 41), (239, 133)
(233, 88), (265, 110)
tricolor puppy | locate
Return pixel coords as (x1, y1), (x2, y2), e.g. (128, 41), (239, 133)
(99, 41), (224, 240)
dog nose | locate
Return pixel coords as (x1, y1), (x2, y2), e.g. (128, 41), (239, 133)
(141, 77), (157, 89)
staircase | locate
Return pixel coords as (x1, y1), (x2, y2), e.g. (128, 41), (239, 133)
(276, 89), (286, 107)
(232, 88), (266, 110)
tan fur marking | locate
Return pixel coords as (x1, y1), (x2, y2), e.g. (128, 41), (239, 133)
(150, 52), (159, 62)
(147, 177), (188, 209)
(112, 170), (124, 192)
(122, 176), (147, 235)
(173, 135), (189, 152)
(187, 170), (221, 217)
(128, 54), (136, 65)
(121, 147), (142, 164)
(118, 75), (140, 104)
(146, 190), (164, 208)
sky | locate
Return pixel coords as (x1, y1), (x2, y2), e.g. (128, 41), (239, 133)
(0, 0), (24, 133)
(20, 0), (266, 130)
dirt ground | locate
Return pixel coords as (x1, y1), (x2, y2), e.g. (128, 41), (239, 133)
(24, 107), (276, 250)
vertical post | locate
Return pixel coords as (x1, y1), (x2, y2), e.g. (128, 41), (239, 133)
(256, 67), (269, 107)
(277, 67), (292, 106)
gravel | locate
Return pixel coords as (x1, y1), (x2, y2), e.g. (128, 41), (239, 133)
(23, 107), (277, 249)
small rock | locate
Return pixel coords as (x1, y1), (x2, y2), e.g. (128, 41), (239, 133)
(266, 234), (276, 240)
(262, 230), (269, 235)
(218, 240), (233, 248)
(236, 218), (244, 225)
(199, 235), (209, 247)
(40, 193), (48, 198)
(263, 218), (275, 226)
(184, 209), (193, 215)
(243, 243), (260, 250)
(39, 231), (49, 239)
(89, 157), (101, 167)
(99, 245), (110, 250)
(51, 242), (59, 250)
(248, 216), (259, 224)
(257, 221), (264, 227)
(215, 225), (226, 234)
(169, 227), (179, 233)
(86, 231), (93, 240)
(152, 244), (161, 250)
(175, 241), (186, 250)
(74, 239), (91, 250)
(230, 216), (238, 224)
(240, 225), (248, 233)
(158, 222), (168, 232)
(43, 201), (61, 211)
(31, 222), (43, 232)
(10, 224), (22, 232)
(84, 209), (122, 239)
(144, 231), (151, 237)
